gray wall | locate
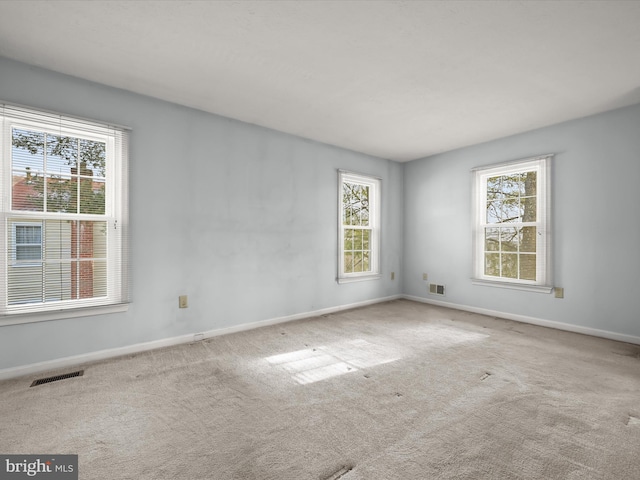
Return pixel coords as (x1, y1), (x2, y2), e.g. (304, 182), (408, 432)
(0, 57), (404, 370)
(404, 102), (640, 338)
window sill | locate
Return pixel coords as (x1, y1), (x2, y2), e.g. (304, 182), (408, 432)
(337, 273), (382, 284)
(471, 278), (553, 294)
(0, 302), (129, 327)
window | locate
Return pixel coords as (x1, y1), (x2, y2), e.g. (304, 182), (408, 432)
(338, 170), (381, 283)
(1, 103), (129, 316)
(13, 222), (42, 264)
(472, 155), (552, 292)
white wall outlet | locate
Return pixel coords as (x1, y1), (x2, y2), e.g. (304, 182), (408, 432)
(423, 273), (428, 281)
(554, 287), (564, 299)
(391, 272), (395, 280)
(179, 295), (188, 308)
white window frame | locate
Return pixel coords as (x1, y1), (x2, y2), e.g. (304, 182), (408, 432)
(337, 170), (381, 284)
(12, 221), (43, 267)
(0, 103), (129, 322)
(472, 154), (552, 293)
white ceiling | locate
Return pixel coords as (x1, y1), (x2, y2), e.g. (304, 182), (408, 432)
(1, 1), (639, 162)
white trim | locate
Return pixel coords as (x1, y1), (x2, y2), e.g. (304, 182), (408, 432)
(471, 153), (554, 172)
(337, 273), (382, 284)
(403, 294), (640, 346)
(471, 278), (553, 293)
(0, 295), (401, 381)
(0, 302), (129, 326)
(1, 100), (132, 132)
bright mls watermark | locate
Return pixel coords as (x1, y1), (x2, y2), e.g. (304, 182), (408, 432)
(0, 456), (77, 479)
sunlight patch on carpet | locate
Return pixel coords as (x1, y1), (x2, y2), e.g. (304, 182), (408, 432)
(265, 339), (401, 385)
(401, 324), (490, 347)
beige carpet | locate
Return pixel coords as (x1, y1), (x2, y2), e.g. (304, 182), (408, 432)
(1, 299), (639, 479)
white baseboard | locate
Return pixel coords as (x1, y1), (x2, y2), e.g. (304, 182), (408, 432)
(403, 294), (640, 346)
(0, 294), (402, 381)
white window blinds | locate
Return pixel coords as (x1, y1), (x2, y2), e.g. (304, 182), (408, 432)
(0, 103), (129, 315)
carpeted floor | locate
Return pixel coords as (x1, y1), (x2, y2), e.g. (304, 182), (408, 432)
(1, 299), (639, 479)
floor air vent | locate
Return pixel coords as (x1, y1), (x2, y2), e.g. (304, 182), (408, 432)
(30, 370), (84, 387)
(429, 283), (445, 295)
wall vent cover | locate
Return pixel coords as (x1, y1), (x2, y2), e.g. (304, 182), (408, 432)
(30, 370), (84, 387)
(429, 283), (445, 295)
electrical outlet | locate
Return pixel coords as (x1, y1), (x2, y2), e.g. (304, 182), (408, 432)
(554, 287), (564, 299)
(179, 295), (188, 308)
(423, 273), (428, 281)
(391, 272), (395, 280)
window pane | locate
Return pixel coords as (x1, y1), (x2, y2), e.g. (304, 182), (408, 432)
(486, 176), (504, 201)
(500, 174), (523, 197)
(16, 245), (41, 261)
(80, 139), (106, 178)
(92, 259), (108, 297)
(487, 199), (520, 223)
(353, 229), (363, 250)
(46, 134), (77, 175)
(344, 182), (370, 227)
(12, 129), (45, 170)
(16, 225), (41, 244)
(11, 223), (42, 262)
(344, 253), (353, 273)
(486, 201), (501, 223)
(520, 254), (536, 281)
(74, 260), (105, 299)
(359, 185), (369, 226)
(44, 261), (71, 302)
(8, 266), (43, 305)
(344, 229), (353, 250)
(342, 183), (349, 224)
(501, 253), (518, 279)
(520, 227), (536, 253)
(501, 227), (519, 251)
(486, 170), (537, 224)
(46, 175), (77, 213)
(522, 196), (537, 222)
(485, 253), (500, 276)
(360, 205), (369, 226)
(89, 222), (107, 259)
(485, 228), (499, 251)
(7, 219), (109, 303)
(363, 252), (370, 272)
(362, 229), (370, 250)
(353, 251), (363, 272)
(523, 171), (537, 196)
(12, 171), (44, 212)
(343, 183), (354, 225)
(77, 221), (107, 258)
(80, 177), (105, 214)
